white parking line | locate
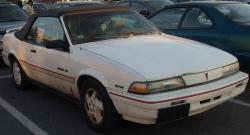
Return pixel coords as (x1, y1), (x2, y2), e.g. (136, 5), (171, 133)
(0, 75), (12, 79)
(0, 96), (49, 135)
(230, 99), (250, 108)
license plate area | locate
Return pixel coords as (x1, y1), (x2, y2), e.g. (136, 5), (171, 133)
(157, 103), (190, 124)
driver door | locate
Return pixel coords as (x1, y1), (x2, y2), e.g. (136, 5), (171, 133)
(42, 17), (73, 94)
(26, 17), (72, 94)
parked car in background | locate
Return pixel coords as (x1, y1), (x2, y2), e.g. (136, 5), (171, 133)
(115, 0), (174, 17)
(2, 6), (248, 132)
(33, 3), (49, 14)
(149, 1), (250, 72)
(170, 0), (214, 3)
(50, 1), (106, 9)
(0, 2), (28, 59)
(109, 0), (120, 4)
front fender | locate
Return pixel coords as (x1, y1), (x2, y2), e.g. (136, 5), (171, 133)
(73, 68), (110, 99)
(70, 47), (147, 99)
(76, 68), (109, 88)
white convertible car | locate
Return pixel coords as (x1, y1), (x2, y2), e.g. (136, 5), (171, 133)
(2, 7), (249, 132)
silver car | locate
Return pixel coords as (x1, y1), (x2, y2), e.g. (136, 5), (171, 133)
(0, 2), (28, 58)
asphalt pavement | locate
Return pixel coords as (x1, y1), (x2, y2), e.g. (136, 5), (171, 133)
(1, 62), (250, 135)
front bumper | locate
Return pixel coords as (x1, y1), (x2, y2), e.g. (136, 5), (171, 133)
(109, 71), (248, 124)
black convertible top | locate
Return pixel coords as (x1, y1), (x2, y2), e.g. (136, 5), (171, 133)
(15, 6), (129, 40)
(38, 6), (128, 17)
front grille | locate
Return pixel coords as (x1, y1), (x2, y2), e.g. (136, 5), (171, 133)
(183, 67), (224, 86)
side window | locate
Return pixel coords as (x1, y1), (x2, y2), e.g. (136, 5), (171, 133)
(131, 2), (145, 12)
(181, 8), (213, 29)
(116, 2), (130, 6)
(150, 8), (186, 30)
(26, 17), (65, 47)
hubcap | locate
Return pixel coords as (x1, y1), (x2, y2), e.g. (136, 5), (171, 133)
(84, 88), (104, 125)
(13, 62), (22, 85)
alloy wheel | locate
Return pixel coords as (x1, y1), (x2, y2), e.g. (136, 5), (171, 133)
(84, 88), (104, 125)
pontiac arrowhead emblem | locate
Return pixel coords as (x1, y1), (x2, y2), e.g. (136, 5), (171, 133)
(205, 73), (208, 81)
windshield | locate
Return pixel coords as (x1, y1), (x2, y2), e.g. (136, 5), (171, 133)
(0, 4), (28, 22)
(64, 11), (159, 44)
(144, 0), (174, 12)
(215, 3), (250, 23)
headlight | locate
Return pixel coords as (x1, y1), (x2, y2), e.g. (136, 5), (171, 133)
(223, 62), (239, 76)
(128, 77), (185, 94)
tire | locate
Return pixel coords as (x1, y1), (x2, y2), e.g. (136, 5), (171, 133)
(80, 78), (121, 132)
(11, 58), (30, 89)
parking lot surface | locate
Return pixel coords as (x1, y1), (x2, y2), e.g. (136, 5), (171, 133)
(1, 62), (250, 135)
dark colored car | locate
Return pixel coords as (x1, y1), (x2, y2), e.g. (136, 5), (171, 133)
(0, 2), (28, 58)
(50, 1), (106, 9)
(33, 3), (49, 14)
(149, 1), (250, 72)
(170, 0), (222, 3)
(115, 0), (174, 17)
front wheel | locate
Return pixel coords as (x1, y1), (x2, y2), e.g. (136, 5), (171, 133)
(80, 78), (121, 132)
(11, 59), (29, 89)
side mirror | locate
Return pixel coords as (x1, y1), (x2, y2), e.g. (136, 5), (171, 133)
(46, 40), (68, 51)
(139, 10), (151, 18)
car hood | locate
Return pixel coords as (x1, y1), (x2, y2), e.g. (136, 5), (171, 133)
(0, 21), (26, 34)
(82, 34), (237, 80)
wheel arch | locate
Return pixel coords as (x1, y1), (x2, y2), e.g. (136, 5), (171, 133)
(77, 73), (122, 131)
(76, 69), (110, 96)
(8, 53), (17, 62)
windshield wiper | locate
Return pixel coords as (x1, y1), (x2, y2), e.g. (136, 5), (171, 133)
(145, 31), (162, 35)
(91, 31), (161, 41)
(125, 31), (161, 36)
(93, 35), (129, 40)
(125, 32), (145, 36)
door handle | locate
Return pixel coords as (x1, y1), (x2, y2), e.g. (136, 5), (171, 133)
(57, 67), (64, 71)
(30, 49), (36, 53)
(57, 67), (68, 72)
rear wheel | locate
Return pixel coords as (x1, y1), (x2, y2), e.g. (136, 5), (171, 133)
(80, 78), (121, 132)
(11, 59), (30, 89)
